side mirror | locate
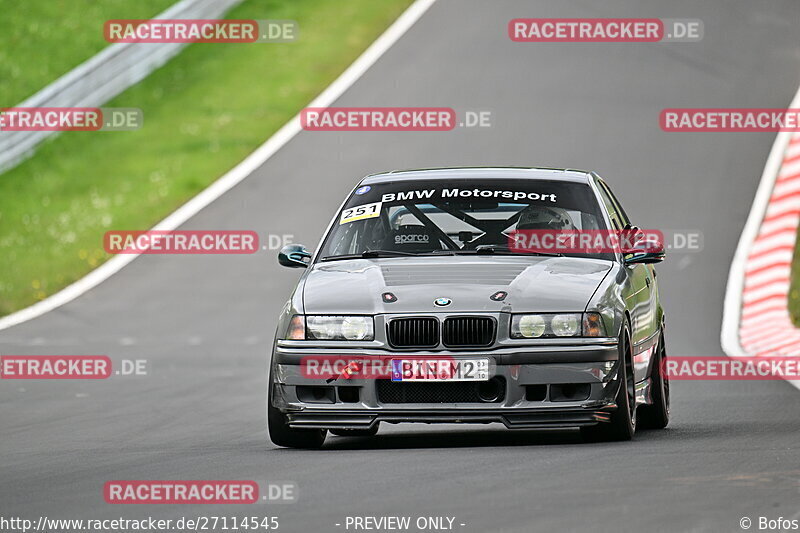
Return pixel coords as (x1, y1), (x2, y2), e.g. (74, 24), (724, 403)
(278, 244), (311, 268)
(624, 250), (665, 264)
(620, 226), (664, 263)
(619, 226), (644, 251)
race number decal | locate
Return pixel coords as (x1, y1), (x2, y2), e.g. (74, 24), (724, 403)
(340, 201), (382, 224)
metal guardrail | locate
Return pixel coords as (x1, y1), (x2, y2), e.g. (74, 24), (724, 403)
(0, 0), (244, 174)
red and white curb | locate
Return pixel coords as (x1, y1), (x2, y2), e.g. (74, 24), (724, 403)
(722, 86), (800, 368)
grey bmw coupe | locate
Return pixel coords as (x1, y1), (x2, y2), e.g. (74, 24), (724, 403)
(268, 167), (669, 448)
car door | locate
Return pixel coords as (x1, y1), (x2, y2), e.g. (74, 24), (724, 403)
(595, 179), (656, 382)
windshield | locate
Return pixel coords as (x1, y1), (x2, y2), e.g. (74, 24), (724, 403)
(318, 178), (612, 261)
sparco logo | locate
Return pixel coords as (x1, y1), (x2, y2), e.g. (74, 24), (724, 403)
(395, 234), (429, 244)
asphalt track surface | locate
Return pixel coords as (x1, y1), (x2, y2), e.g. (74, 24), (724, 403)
(4, 1), (800, 532)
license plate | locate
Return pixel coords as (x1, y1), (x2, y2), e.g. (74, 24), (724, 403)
(390, 358), (490, 382)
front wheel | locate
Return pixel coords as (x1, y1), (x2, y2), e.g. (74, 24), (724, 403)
(268, 401), (327, 449)
(637, 332), (670, 429)
(581, 326), (636, 442)
(267, 365), (326, 449)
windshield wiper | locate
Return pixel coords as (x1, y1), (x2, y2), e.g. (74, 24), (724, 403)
(441, 245), (563, 257)
(320, 249), (420, 261)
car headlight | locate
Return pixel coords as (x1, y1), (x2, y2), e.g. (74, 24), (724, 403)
(302, 315), (374, 341)
(516, 315), (546, 338)
(511, 312), (606, 338)
(551, 314), (580, 336)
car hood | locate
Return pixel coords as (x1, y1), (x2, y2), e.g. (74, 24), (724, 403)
(302, 256), (612, 314)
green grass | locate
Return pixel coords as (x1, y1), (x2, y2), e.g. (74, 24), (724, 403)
(0, 0), (178, 105)
(0, 0), (413, 316)
(789, 234), (800, 325)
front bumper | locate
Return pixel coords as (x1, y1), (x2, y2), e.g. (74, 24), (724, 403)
(270, 341), (621, 430)
(283, 406), (617, 430)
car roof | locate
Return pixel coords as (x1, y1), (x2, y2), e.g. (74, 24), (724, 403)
(360, 167), (594, 185)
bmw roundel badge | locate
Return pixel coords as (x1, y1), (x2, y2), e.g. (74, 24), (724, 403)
(434, 297), (452, 307)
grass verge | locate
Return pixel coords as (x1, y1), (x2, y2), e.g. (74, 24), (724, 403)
(0, 0), (413, 316)
(788, 232), (800, 325)
(0, 0), (177, 105)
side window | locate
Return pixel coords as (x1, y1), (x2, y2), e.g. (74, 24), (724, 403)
(595, 179), (623, 230)
(598, 179), (631, 228)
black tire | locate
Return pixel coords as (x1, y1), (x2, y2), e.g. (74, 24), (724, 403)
(267, 366), (326, 449)
(637, 331), (670, 429)
(330, 424), (380, 437)
(581, 325), (636, 442)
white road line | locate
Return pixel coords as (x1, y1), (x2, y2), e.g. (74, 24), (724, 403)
(750, 232), (798, 254)
(758, 215), (799, 236)
(743, 249), (795, 272)
(779, 158), (800, 176)
(741, 324), (794, 345)
(744, 268), (792, 288)
(787, 142), (800, 158)
(740, 312), (790, 331)
(741, 299), (789, 317)
(740, 324), (792, 341)
(742, 278), (791, 294)
(0, 0), (437, 332)
(741, 312), (793, 329)
(772, 177), (800, 196)
(764, 195), (800, 217)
